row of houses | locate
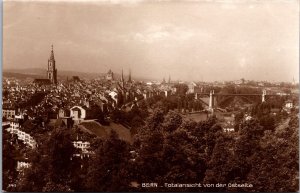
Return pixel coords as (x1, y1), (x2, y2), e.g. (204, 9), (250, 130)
(6, 120), (37, 148)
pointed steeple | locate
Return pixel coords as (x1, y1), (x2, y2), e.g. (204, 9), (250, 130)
(50, 44), (55, 61)
(128, 69), (132, 82)
(168, 75), (171, 84)
(121, 68), (124, 82)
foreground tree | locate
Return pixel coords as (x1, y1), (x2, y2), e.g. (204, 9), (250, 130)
(203, 134), (235, 192)
(85, 131), (131, 191)
(16, 128), (76, 192)
(246, 116), (299, 192)
(133, 110), (222, 191)
(3, 130), (18, 191)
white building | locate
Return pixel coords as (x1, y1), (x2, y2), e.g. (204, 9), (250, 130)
(72, 141), (92, 159)
(223, 128), (235, 132)
(285, 100), (293, 108)
(72, 141), (90, 153)
(108, 91), (118, 103)
(17, 161), (31, 171)
(2, 108), (17, 120)
(70, 106), (87, 123)
(188, 82), (197, 94)
(244, 114), (253, 121)
(7, 121), (37, 149)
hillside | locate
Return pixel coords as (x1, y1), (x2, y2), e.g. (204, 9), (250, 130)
(79, 121), (133, 144)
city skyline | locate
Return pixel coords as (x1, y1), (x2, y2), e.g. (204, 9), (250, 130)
(4, 0), (299, 82)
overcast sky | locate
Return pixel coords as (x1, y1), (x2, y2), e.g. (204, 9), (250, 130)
(3, 0), (299, 82)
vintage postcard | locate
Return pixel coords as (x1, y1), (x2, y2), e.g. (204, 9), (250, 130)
(2, 0), (299, 192)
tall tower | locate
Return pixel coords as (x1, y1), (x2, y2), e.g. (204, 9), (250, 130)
(47, 45), (57, 84)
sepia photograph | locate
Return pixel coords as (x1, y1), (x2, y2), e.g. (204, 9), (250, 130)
(2, 0), (299, 192)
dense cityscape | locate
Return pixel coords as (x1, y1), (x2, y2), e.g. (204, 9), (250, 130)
(2, 46), (299, 192)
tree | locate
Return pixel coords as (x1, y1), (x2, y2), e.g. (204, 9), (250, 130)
(111, 109), (126, 123)
(162, 128), (207, 186)
(16, 128), (76, 192)
(247, 125), (299, 192)
(133, 109), (219, 191)
(144, 108), (165, 132)
(205, 124), (223, 156)
(134, 130), (165, 185)
(229, 119), (264, 186)
(3, 130), (18, 191)
(89, 104), (107, 125)
(204, 134), (235, 192)
(85, 130), (131, 191)
(162, 111), (182, 132)
(46, 128), (76, 183)
(175, 84), (188, 96)
(258, 114), (275, 131)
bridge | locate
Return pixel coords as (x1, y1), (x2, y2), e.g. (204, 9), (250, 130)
(195, 90), (289, 111)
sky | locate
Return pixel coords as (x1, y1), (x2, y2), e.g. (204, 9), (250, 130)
(3, 0), (299, 82)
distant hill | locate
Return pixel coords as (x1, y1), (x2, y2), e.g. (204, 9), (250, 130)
(4, 68), (46, 76)
(3, 68), (102, 80)
(3, 68), (154, 82)
(3, 71), (44, 80)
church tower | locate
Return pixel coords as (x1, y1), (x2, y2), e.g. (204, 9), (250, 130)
(47, 45), (57, 84)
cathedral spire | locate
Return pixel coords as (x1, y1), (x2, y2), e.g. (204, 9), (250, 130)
(120, 69), (124, 81)
(128, 69), (132, 82)
(50, 44), (55, 61)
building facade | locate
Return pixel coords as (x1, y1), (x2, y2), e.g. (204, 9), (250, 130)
(70, 106), (87, 124)
(7, 121), (37, 148)
(2, 108), (17, 120)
